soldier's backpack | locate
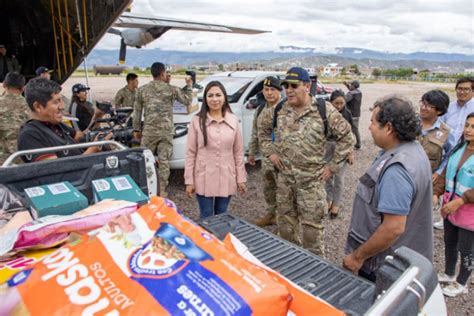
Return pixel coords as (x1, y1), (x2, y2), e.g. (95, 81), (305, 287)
(271, 97), (328, 142)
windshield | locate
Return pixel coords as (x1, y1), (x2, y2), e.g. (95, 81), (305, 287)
(197, 76), (253, 103)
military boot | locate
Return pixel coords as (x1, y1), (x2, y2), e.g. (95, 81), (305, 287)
(254, 213), (276, 227)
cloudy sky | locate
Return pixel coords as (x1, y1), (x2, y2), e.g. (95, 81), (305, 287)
(97, 0), (474, 54)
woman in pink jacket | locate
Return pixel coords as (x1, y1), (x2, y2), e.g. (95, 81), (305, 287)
(185, 81), (247, 218)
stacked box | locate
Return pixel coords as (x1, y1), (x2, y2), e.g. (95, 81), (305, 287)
(24, 181), (88, 217)
(92, 175), (148, 205)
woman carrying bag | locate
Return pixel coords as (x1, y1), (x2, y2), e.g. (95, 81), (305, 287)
(433, 112), (474, 297)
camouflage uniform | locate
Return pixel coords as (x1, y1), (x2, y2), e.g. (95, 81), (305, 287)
(0, 94), (29, 163)
(132, 80), (192, 195)
(269, 99), (353, 256)
(248, 102), (278, 217)
(114, 85), (137, 108)
(417, 121), (451, 173)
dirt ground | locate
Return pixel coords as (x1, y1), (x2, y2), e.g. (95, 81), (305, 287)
(67, 76), (471, 315)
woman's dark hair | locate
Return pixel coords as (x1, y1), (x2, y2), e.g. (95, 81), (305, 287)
(421, 89), (450, 116)
(449, 112), (474, 156)
(372, 94), (421, 141)
(70, 90), (94, 117)
(330, 89), (345, 102)
(198, 81), (232, 146)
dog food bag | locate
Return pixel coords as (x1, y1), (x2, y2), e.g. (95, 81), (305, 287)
(1, 197), (291, 315)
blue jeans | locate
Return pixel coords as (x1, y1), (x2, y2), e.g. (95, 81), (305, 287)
(196, 194), (231, 219)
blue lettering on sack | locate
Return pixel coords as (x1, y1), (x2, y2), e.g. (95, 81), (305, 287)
(133, 263), (252, 316)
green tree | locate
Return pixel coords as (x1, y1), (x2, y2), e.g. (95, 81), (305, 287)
(350, 64), (360, 75)
(418, 69), (430, 78)
(383, 68), (413, 77)
(218, 64), (224, 71)
(372, 68), (382, 76)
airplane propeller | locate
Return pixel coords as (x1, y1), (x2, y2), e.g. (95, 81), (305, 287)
(119, 38), (126, 64)
(108, 28), (127, 64)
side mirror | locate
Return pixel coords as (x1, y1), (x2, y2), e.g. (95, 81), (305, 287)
(245, 98), (259, 110)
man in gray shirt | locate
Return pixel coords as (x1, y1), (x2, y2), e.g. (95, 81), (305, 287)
(343, 95), (433, 282)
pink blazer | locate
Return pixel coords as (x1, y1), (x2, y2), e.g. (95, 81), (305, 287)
(184, 112), (247, 197)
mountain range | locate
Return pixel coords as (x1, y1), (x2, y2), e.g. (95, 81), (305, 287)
(85, 47), (474, 73)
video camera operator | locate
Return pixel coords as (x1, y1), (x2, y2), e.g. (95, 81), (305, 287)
(17, 78), (112, 163)
(69, 83), (105, 132)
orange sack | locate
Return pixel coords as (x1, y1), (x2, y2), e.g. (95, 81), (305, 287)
(1, 197), (296, 315)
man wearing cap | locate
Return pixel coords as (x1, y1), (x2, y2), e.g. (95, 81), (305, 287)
(132, 62), (193, 197)
(114, 73), (138, 108)
(69, 83), (98, 132)
(0, 45), (21, 82)
(269, 67), (353, 256)
(36, 66), (53, 80)
(0, 72), (29, 163)
(343, 80), (362, 149)
(248, 76), (285, 227)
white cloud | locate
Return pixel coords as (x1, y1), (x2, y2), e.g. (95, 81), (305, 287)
(97, 0), (474, 54)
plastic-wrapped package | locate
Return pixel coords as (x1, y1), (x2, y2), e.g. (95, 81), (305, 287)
(0, 200), (138, 261)
(0, 184), (27, 228)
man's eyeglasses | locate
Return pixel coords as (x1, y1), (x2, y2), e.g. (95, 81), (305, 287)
(282, 82), (301, 89)
(419, 100), (436, 109)
(456, 87), (472, 93)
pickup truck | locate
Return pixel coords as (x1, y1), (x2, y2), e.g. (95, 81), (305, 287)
(0, 145), (447, 315)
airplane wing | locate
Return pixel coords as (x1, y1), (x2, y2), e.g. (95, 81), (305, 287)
(113, 13), (269, 34)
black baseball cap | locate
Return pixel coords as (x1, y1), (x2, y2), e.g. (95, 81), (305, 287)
(72, 83), (90, 93)
(35, 66), (53, 76)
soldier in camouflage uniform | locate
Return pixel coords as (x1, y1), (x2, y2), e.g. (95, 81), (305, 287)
(114, 73), (139, 109)
(265, 67), (353, 256)
(248, 76), (283, 227)
(0, 72), (29, 164)
(132, 62), (193, 197)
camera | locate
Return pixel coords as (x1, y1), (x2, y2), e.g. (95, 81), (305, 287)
(185, 70), (196, 85)
(82, 127), (134, 147)
(185, 70), (201, 89)
(81, 101), (135, 147)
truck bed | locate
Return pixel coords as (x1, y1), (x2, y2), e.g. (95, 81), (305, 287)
(199, 214), (375, 315)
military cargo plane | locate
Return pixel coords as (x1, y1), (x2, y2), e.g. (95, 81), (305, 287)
(0, 0), (267, 84)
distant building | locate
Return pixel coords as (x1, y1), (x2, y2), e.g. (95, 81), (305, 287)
(323, 63), (343, 77)
(193, 64), (219, 73)
(464, 68), (474, 74)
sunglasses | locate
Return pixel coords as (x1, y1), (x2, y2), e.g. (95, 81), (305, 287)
(281, 82), (302, 89)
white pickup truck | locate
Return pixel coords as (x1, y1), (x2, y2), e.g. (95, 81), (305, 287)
(1, 144), (447, 315)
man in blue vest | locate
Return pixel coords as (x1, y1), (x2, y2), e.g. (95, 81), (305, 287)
(343, 95), (433, 282)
